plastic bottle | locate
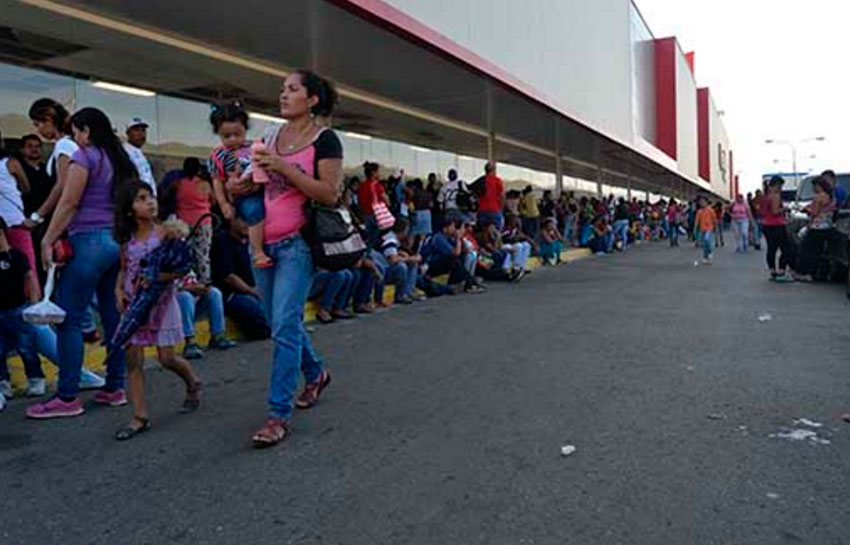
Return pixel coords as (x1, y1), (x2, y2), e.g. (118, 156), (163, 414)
(251, 139), (269, 183)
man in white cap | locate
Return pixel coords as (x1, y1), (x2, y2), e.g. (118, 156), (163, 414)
(124, 117), (156, 195)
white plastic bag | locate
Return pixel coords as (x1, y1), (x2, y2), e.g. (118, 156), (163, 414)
(23, 265), (66, 325)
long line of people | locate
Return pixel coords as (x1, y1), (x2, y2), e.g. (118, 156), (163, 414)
(4, 68), (800, 447)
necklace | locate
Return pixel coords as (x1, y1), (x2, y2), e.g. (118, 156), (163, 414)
(282, 120), (317, 151)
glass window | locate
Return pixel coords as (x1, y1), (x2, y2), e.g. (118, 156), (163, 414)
(154, 95), (218, 158)
(74, 80), (158, 144)
(0, 63), (74, 138)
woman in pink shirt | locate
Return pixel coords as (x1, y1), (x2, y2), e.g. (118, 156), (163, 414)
(729, 194), (753, 253)
(242, 70), (343, 448)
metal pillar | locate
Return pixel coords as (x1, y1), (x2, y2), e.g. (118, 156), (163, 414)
(554, 121), (563, 195)
(627, 177), (632, 201)
(486, 84), (495, 165)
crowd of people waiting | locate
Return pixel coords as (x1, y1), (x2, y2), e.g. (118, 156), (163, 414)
(6, 67), (845, 445)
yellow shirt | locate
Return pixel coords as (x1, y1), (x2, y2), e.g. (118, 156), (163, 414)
(519, 193), (540, 218)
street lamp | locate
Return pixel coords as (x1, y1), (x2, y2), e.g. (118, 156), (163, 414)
(764, 137), (826, 185)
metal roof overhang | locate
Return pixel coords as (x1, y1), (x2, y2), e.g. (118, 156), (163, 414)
(2, 0), (712, 198)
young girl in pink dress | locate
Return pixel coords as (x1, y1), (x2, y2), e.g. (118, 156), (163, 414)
(113, 181), (202, 440)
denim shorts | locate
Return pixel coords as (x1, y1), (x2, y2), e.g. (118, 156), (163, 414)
(235, 193), (265, 226)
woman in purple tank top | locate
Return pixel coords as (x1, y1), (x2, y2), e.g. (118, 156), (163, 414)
(27, 108), (138, 420)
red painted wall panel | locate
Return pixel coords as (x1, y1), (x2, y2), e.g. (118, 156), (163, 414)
(654, 38), (678, 160)
(697, 88), (710, 182)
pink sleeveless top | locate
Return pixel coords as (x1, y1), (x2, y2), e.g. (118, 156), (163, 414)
(262, 126), (343, 244)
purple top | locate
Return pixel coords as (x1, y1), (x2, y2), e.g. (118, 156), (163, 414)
(69, 146), (115, 234)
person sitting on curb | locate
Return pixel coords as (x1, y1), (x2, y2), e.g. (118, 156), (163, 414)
(376, 220), (423, 305)
(501, 214), (536, 272)
(539, 217), (565, 265)
(176, 281), (237, 360)
(309, 269), (356, 324)
(420, 215), (485, 295)
(210, 217), (270, 340)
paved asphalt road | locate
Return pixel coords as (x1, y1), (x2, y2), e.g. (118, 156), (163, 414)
(2, 242), (849, 545)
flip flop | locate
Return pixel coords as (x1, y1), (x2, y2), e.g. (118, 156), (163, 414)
(115, 417), (151, 441)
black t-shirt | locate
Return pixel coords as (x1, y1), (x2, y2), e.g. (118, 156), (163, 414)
(0, 249), (30, 310)
(614, 203), (630, 221)
(18, 158), (54, 216)
(210, 228), (255, 300)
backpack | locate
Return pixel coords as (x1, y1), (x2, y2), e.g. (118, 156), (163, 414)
(455, 184), (475, 212)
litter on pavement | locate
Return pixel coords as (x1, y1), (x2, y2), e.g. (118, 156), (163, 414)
(706, 413), (726, 420)
(560, 445), (577, 457)
(757, 313), (773, 322)
(793, 418), (823, 428)
(766, 492), (781, 500)
(769, 428), (831, 445)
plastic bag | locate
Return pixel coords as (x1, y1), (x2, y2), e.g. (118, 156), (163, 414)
(23, 265), (66, 325)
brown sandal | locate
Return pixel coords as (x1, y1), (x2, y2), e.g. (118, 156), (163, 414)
(296, 370), (331, 409)
(251, 417), (289, 448)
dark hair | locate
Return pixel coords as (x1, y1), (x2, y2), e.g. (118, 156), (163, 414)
(821, 169), (836, 179)
(70, 107), (139, 196)
(769, 175), (785, 187)
(364, 161), (379, 179)
(812, 175), (834, 199)
(21, 134), (42, 147)
(28, 98), (71, 135)
(209, 100), (249, 133)
(114, 180), (153, 244)
(293, 69), (338, 117)
(484, 162), (495, 174)
(183, 157), (203, 178)
(0, 215), (7, 233)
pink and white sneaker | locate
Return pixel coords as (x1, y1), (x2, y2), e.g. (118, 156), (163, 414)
(26, 396), (84, 419)
(92, 389), (128, 407)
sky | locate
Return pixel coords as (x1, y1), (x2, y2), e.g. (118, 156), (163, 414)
(635, 0), (849, 192)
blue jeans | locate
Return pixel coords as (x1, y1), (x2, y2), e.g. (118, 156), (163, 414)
(613, 219), (630, 248)
(733, 218), (749, 251)
(701, 230), (714, 258)
(177, 287), (226, 339)
(753, 220), (763, 247)
(668, 222), (680, 246)
(55, 229), (124, 398)
(254, 236), (323, 420)
(388, 261), (419, 299)
(0, 305), (43, 381)
(478, 211), (504, 230)
(224, 293), (270, 340)
(310, 270), (354, 311)
(235, 192), (265, 226)
(349, 268), (375, 307)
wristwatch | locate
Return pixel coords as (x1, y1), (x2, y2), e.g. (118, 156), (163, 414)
(29, 212), (45, 225)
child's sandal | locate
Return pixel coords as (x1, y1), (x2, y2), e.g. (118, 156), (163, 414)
(115, 416), (151, 441)
(180, 382), (203, 414)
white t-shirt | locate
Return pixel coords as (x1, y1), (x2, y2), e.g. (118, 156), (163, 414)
(123, 142), (156, 196)
(0, 158), (25, 226)
(47, 136), (79, 178)
(439, 179), (467, 210)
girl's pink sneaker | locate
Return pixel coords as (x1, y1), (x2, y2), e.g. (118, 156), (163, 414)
(26, 397), (84, 419)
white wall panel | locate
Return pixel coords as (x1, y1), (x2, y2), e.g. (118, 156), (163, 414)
(709, 98), (731, 196)
(383, 0), (634, 144)
(675, 52), (698, 179)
